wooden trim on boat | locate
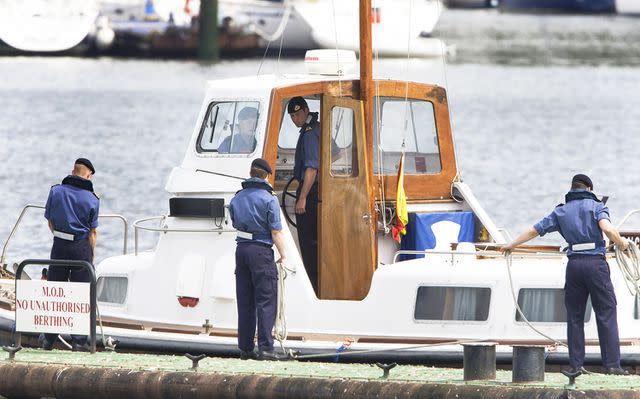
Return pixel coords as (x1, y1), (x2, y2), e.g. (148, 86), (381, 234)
(101, 320), (145, 330)
(264, 79), (457, 204)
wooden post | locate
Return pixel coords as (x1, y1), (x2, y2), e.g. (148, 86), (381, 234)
(198, 0), (219, 61)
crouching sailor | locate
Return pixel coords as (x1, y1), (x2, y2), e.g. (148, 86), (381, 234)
(501, 174), (630, 376)
(229, 158), (288, 361)
(40, 158), (99, 352)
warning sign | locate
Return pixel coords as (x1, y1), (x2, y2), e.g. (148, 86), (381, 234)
(15, 281), (90, 335)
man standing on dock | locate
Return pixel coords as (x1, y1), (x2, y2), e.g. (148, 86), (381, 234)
(501, 174), (630, 376)
(229, 158), (288, 361)
(40, 158), (99, 352)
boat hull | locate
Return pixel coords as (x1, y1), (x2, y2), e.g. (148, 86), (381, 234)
(499, 0), (615, 13)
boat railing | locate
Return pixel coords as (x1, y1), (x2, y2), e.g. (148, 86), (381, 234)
(497, 228), (513, 242)
(617, 209), (640, 231)
(133, 215), (236, 256)
(392, 247), (566, 264)
(1, 204), (129, 270)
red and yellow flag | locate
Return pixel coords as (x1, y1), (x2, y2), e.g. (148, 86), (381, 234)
(392, 153), (408, 243)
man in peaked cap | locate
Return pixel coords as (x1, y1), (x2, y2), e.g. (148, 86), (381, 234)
(217, 106), (258, 154)
(288, 96), (320, 295)
(228, 158), (288, 361)
(502, 174), (630, 376)
(39, 158), (100, 352)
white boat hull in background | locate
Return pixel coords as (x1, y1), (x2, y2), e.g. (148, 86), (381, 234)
(218, 0), (443, 56)
(616, 0), (640, 14)
(0, 0), (98, 52)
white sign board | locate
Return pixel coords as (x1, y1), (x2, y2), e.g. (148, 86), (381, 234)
(15, 281), (90, 335)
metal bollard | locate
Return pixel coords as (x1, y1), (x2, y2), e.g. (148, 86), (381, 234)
(512, 345), (545, 383)
(463, 342), (496, 381)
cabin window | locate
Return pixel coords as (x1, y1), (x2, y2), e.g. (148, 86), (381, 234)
(516, 288), (592, 322)
(330, 106), (357, 177)
(196, 101), (260, 154)
(97, 276), (128, 304)
(373, 97), (441, 175)
(414, 286), (491, 321)
(278, 97), (320, 149)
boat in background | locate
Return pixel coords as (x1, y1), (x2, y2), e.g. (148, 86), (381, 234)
(0, 0), (115, 53)
(100, 0), (444, 57)
(445, 0), (495, 8)
(498, 0), (615, 13)
(616, 0), (640, 14)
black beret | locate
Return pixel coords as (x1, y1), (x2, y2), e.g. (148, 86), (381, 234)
(251, 158), (272, 175)
(572, 173), (593, 190)
(238, 106), (258, 120)
(287, 96), (308, 114)
(75, 158), (95, 175)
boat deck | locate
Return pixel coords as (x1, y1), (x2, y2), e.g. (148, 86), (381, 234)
(1, 349), (639, 398)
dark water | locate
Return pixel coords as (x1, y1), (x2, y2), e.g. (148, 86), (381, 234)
(1, 9), (639, 276)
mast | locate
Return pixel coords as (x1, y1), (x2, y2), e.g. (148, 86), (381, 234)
(359, 0), (373, 144)
(359, 0), (377, 269)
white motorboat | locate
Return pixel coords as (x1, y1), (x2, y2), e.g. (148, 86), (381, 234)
(220, 0), (444, 56)
(0, 0), (114, 53)
(1, 3), (639, 368)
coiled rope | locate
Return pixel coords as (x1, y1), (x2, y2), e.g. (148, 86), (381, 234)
(614, 240), (640, 296)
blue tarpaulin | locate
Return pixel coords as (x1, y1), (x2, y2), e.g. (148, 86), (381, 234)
(400, 212), (475, 260)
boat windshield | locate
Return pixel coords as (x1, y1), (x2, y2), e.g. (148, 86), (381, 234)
(196, 101), (261, 154)
(373, 97), (441, 175)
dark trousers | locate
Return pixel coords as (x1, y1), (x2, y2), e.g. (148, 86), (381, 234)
(565, 255), (620, 369)
(42, 237), (94, 346)
(295, 183), (318, 294)
(235, 242), (278, 352)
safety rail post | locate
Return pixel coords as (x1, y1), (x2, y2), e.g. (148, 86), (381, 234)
(14, 259), (97, 354)
(1, 205), (129, 272)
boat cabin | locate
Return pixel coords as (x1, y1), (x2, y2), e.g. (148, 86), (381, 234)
(166, 58), (502, 303)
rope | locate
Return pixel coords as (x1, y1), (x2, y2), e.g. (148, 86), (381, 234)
(504, 252), (566, 348)
(274, 260), (294, 354)
(294, 339), (488, 360)
(614, 240), (640, 296)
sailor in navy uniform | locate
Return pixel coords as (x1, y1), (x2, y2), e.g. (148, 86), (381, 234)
(502, 174), (630, 375)
(229, 158), (288, 361)
(288, 96), (320, 294)
(40, 158), (99, 352)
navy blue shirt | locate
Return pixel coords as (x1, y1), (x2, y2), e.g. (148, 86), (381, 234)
(534, 189), (609, 256)
(229, 177), (282, 246)
(217, 134), (256, 154)
(293, 112), (320, 183)
(44, 175), (100, 239)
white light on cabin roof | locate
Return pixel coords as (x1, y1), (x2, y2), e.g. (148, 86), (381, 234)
(304, 49), (357, 76)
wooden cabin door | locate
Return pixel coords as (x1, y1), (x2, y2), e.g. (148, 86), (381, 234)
(318, 96), (375, 300)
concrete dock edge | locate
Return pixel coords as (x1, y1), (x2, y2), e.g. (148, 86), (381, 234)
(1, 363), (639, 399)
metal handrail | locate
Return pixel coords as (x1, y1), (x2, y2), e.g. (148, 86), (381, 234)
(133, 215), (236, 256)
(617, 209), (640, 230)
(497, 228), (513, 242)
(1, 204), (129, 269)
(392, 248), (566, 264)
